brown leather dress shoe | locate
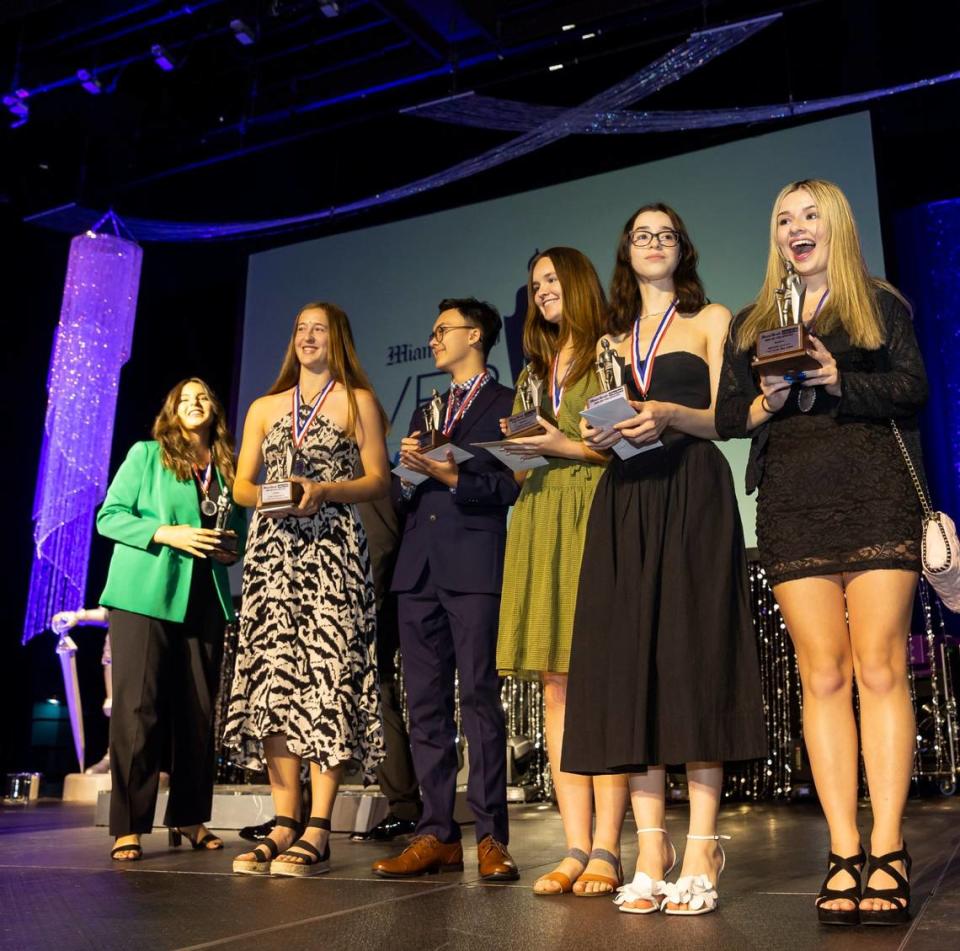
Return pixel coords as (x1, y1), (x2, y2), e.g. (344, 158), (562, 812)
(372, 834), (464, 878)
(477, 835), (520, 881)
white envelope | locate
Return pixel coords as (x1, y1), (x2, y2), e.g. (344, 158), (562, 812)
(391, 443), (474, 486)
(579, 388), (662, 459)
(471, 441), (549, 473)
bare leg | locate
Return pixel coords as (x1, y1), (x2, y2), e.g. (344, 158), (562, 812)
(846, 569), (918, 912)
(534, 673), (593, 894)
(619, 766), (670, 910)
(574, 771), (629, 894)
(664, 763), (723, 911)
(235, 734), (301, 861)
(776, 575), (860, 913)
(274, 761), (344, 864)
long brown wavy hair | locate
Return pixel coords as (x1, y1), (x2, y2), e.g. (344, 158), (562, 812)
(523, 247), (608, 386)
(267, 301), (388, 437)
(608, 202), (707, 335)
(732, 179), (892, 351)
(152, 378), (236, 484)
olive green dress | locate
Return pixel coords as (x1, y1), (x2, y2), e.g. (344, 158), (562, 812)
(496, 367), (606, 677)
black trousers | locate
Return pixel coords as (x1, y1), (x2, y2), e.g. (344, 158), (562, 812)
(108, 567), (224, 836)
(375, 591), (421, 822)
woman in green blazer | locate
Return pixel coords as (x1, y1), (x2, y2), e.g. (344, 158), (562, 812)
(97, 378), (246, 861)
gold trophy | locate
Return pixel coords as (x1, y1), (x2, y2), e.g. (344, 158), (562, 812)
(752, 262), (820, 375)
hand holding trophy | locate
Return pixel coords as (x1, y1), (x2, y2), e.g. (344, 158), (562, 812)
(751, 262), (820, 375)
(502, 368), (546, 438)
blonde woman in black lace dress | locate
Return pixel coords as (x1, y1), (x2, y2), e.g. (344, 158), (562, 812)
(716, 179), (928, 926)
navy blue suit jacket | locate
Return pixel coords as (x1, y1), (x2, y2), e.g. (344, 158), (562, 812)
(391, 380), (520, 595)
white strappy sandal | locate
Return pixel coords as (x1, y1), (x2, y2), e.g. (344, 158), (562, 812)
(613, 827), (677, 915)
(660, 833), (730, 916)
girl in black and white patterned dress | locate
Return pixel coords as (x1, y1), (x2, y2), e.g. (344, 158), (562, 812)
(224, 301), (390, 877)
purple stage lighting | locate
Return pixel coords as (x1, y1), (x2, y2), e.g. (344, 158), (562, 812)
(230, 19), (256, 45)
(151, 43), (176, 71)
(23, 229), (142, 643)
(76, 69), (102, 95)
(4, 90), (29, 127)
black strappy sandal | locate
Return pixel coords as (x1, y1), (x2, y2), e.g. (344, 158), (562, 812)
(168, 825), (223, 850)
(111, 839), (142, 862)
(232, 815), (301, 875)
(271, 817), (332, 878)
(860, 845), (912, 926)
(815, 847), (865, 926)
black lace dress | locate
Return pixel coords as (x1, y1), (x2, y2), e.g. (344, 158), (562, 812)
(715, 286), (929, 586)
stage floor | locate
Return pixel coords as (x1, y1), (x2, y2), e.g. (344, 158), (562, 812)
(1, 797), (958, 950)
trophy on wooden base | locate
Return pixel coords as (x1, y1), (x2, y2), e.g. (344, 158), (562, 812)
(416, 388), (449, 450)
(751, 262), (820, 376)
(503, 368), (545, 438)
(260, 448), (305, 516)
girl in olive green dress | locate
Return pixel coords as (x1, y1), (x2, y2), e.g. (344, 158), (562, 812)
(496, 247), (629, 897)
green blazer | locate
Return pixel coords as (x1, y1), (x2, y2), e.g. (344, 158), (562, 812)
(97, 441), (247, 623)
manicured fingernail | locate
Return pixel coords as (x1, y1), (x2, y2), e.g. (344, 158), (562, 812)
(784, 374), (795, 383)
(795, 371), (807, 381)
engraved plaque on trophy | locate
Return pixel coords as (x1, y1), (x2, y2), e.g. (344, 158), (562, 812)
(503, 368), (546, 437)
(416, 388), (450, 450)
(752, 263), (820, 375)
(212, 492), (239, 553)
(260, 447), (305, 516)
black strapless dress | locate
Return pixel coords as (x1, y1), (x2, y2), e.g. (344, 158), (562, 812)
(561, 352), (767, 773)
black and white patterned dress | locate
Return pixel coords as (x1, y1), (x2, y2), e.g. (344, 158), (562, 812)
(222, 407), (383, 780)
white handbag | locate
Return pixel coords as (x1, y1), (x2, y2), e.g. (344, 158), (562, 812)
(891, 420), (960, 612)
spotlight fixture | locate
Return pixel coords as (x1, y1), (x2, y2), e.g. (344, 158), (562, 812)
(230, 18), (256, 45)
(3, 89), (29, 127)
(76, 69), (102, 94)
(150, 43), (177, 71)
(318, 1), (340, 17)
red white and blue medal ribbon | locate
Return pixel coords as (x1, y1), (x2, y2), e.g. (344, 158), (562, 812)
(631, 298), (678, 397)
(550, 354), (565, 416)
(193, 461), (216, 515)
(291, 377), (336, 449)
(442, 371), (488, 436)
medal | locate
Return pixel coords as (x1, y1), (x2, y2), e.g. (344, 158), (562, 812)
(193, 461), (217, 516)
(550, 354), (566, 416)
(631, 299), (678, 398)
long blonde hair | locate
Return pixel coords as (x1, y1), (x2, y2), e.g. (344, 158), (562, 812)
(522, 247), (608, 386)
(733, 179), (890, 352)
(267, 301), (388, 437)
(152, 378), (236, 484)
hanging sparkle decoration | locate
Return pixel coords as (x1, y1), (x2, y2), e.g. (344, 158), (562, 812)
(22, 226), (142, 642)
(404, 70), (960, 134)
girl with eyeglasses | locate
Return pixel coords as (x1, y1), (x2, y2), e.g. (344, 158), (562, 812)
(561, 203), (767, 917)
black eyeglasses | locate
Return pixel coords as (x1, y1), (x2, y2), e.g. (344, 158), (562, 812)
(428, 324), (473, 344)
(628, 229), (681, 249)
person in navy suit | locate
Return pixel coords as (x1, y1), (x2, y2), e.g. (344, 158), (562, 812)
(372, 298), (521, 882)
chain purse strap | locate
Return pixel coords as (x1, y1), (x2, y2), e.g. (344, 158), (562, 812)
(890, 419), (933, 519)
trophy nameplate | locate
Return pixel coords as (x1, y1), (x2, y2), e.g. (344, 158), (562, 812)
(260, 479), (304, 516)
(504, 368), (545, 438)
(416, 388), (450, 450)
(752, 262), (820, 375)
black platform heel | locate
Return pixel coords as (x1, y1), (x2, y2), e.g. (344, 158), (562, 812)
(815, 847), (865, 926)
(271, 816), (332, 877)
(168, 825), (223, 850)
(860, 844), (912, 926)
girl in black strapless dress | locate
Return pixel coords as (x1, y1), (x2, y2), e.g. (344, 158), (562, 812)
(561, 203), (766, 916)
